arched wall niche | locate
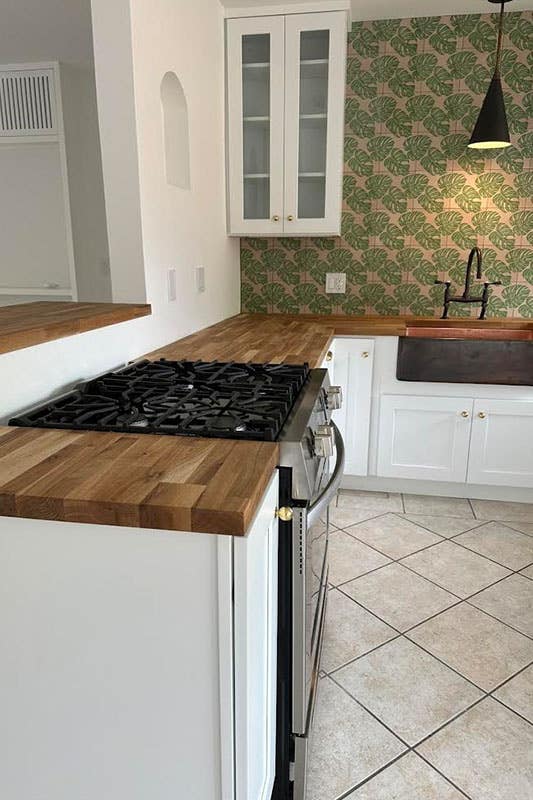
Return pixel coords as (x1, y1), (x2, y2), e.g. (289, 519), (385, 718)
(160, 71), (191, 190)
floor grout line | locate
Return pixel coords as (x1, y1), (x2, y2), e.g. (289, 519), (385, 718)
(329, 671), (486, 792)
(462, 597), (533, 642)
(341, 512), (533, 576)
(315, 496), (533, 799)
(414, 750), (474, 800)
(490, 693), (533, 728)
(332, 751), (408, 800)
(334, 551), (533, 646)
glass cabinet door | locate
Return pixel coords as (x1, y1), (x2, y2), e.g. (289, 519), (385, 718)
(226, 17), (285, 235)
(284, 13), (347, 235)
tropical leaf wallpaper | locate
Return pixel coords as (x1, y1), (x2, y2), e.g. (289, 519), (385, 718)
(241, 11), (533, 317)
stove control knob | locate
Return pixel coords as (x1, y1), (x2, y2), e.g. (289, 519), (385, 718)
(326, 386), (343, 411)
(314, 425), (334, 458)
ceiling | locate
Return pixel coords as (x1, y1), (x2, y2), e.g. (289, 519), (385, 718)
(221, 0), (533, 21)
(0, 0), (94, 66)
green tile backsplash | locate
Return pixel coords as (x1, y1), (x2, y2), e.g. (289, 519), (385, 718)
(241, 11), (533, 317)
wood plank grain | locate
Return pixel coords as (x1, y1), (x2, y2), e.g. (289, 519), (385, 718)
(0, 427), (279, 536)
(0, 301), (151, 354)
(2, 311), (531, 536)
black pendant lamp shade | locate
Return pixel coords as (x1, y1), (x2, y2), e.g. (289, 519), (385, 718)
(468, 0), (513, 150)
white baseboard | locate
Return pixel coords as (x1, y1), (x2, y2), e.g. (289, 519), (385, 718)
(341, 474), (533, 504)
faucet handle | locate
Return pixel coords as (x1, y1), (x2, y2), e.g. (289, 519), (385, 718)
(484, 280), (502, 287)
(434, 280), (451, 286)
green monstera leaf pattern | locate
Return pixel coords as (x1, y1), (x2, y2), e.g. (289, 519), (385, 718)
(241, 11), (533, 319)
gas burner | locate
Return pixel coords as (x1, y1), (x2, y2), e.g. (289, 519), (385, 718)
(11, 359), (311, 442)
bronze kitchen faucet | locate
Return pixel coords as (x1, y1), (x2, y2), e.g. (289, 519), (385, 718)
(435, 247), (502, 320)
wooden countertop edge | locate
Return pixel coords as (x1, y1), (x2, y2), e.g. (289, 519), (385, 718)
(0, 427), (279, 537)
(0, 302), (152, 355)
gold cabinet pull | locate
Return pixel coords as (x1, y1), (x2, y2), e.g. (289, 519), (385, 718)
(325, 350), (333, 362)
(287, 215), (294, 222)
(478, 412), (487, 419)
(461, 411), (470, 418)
(361, 351), (369, 358)
(276, 507), (294, 522)
(272, 215), (280, 222)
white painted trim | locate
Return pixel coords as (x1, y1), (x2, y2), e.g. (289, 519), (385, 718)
(233, 471), (278, 800)
(53, 62), (78, 301)
(341, 474), (533, 504)
(217, 535), (235, 800)
(224, 2), (350, 22)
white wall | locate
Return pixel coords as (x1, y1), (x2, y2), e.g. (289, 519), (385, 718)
(0, 0), (112, 303)
(90, 0), (147, 305)
(128, 0), (240, 338)
(0, 0), (240, 421)
(61, 63), (112, 302)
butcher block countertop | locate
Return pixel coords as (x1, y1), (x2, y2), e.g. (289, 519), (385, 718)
(0, 427), (278, 536)
(0, 301), (152, 355)
(1, 312), (530, 536)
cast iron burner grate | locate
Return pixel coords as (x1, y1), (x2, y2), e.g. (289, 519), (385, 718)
(10, 359), (311, 442)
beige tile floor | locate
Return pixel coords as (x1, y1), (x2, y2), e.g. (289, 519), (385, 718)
(307, 490), (533, 800)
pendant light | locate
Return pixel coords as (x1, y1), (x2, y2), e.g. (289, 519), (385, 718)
(468, 0), (512, 150)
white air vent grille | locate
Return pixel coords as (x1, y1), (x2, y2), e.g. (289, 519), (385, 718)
(0, 68), (57, 136)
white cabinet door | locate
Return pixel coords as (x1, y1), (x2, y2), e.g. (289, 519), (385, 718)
(226, 17), (285, 235)
(284, 12), (347, 236)
(468, 399), (533, 488)
(233, 474), (279, 800)
(333, 338), (374, 476)
(378, 395), (473, 482)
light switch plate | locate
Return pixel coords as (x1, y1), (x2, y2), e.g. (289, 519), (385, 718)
(325, 273), (346, 294)
(194, 265), (206, 293)
(167, 268), (177, 302)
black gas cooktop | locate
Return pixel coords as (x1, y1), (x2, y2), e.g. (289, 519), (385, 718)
(10, 359), (311, 442)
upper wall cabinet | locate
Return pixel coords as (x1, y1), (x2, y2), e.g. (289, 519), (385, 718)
(226, 11), (347, 237)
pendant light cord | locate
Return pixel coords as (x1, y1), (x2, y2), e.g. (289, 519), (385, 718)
(494, 1), (506, 77)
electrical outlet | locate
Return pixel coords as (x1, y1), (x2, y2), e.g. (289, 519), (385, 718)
(167, 268), (177, 302)
(325, 273), (346, 294)
(194, 265), (206, 293)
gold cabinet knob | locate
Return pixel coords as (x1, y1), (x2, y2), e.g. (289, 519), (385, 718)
(287, 215), (294, 222)
(276, 507), (293, 522)
(325, 350), (333, 362)
(361, 351), (369, 359)
(461, 411), (470, 418)
(272, 215), (280, 222)
(478, 412), (487, 419)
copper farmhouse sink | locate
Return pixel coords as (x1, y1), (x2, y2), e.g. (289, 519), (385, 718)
(405, 319), (533, 342)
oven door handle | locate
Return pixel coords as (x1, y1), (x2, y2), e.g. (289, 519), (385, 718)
(307, 421), (345, 528)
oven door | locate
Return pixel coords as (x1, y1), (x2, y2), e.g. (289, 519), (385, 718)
(292, 422), (345, 737)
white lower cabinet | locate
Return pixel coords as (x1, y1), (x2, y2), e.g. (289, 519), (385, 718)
(377, 394), (533, 489)
(377, 395), (473, 483)
(333, 338), (375, 476)
(0, 475), (280, 800)
(467, 399), (533, 488)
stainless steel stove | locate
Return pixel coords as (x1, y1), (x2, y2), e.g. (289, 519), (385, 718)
(10, 356), (344, 800)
